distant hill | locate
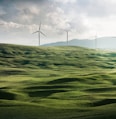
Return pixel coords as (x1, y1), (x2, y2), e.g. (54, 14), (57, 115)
(43, 37), (116, 49)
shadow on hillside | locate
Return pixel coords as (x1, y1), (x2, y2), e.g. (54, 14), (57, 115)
(0, 69), (27, 76)
(27, 90), (67, 98)
(92, 99), (116, 106)
(85, 87), (116, 93)
(25, 85), (72, 90)
(0, 90), (15, 100)
(47, 78), (83, 84)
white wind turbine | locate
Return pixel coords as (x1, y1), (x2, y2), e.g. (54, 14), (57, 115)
(64, 30), (69, 45)
(33, 22), (46, 46)
(95, 34), (98, 49)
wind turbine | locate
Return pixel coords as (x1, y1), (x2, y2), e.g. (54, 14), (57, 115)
(64, 30), (69, 45)
(95, 35), (97, 49)
(33, 22), (46, 46)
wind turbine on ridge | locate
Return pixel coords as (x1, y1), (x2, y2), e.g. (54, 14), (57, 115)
(64, 30), (69, 45)
(95, 34), (98, 49)
(33, 22), (46, 46)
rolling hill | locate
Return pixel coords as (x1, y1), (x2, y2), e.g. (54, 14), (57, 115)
(0, 43), (116, 119)
(43, 37), (116, 49)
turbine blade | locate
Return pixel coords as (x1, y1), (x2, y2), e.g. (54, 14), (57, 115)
(40, 31), (46, 37)
(32, 31), (39, 34)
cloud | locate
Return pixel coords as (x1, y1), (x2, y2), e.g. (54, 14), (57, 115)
(0, 6), (6, 16)
(55, 0), (76, 4)
(76, 0), (116, 17)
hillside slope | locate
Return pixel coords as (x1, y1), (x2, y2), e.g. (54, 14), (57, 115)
(0, 44), (116, 119)
(0, 43), (116, 70)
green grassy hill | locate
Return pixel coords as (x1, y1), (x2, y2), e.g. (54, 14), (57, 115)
(0, 43), (116, 119)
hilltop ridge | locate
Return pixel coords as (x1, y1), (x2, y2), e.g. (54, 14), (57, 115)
(0, 43), (114, 70)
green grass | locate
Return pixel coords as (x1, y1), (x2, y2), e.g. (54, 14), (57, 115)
(0, 43), (116, 119)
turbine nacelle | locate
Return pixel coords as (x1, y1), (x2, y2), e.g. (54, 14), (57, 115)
(32, 31), (46, 37)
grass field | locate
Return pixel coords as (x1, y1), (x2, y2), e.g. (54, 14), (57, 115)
(0, 44), (116, 119)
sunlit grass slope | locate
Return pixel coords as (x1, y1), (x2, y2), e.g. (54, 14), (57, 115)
(0, 43), (116, 119)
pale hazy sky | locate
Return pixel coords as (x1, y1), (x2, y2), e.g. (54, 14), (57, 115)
(0, 0), (116, 46)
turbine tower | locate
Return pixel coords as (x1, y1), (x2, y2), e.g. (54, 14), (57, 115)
(33, 22), (46, 46)
(95, 35), (97, 49)
(64, 30), (69, 45)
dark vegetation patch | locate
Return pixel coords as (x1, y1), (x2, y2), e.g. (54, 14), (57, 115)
(0, 69), (27, 76)
(85, 87), (116, 93)
(0, 90), (15, 100)
(92, 99), (116, 106)
(25, 85), (72, 90)
(98, 65), (115, 69)
(27, 90), (67, 98)
(47, 78), (84, 84)
(111, 80), (116, 85)
(107, 53), (116, 57)
(0, 87), (8, 89)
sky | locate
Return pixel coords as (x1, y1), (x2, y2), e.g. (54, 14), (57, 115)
(0, 0), (116, 46)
